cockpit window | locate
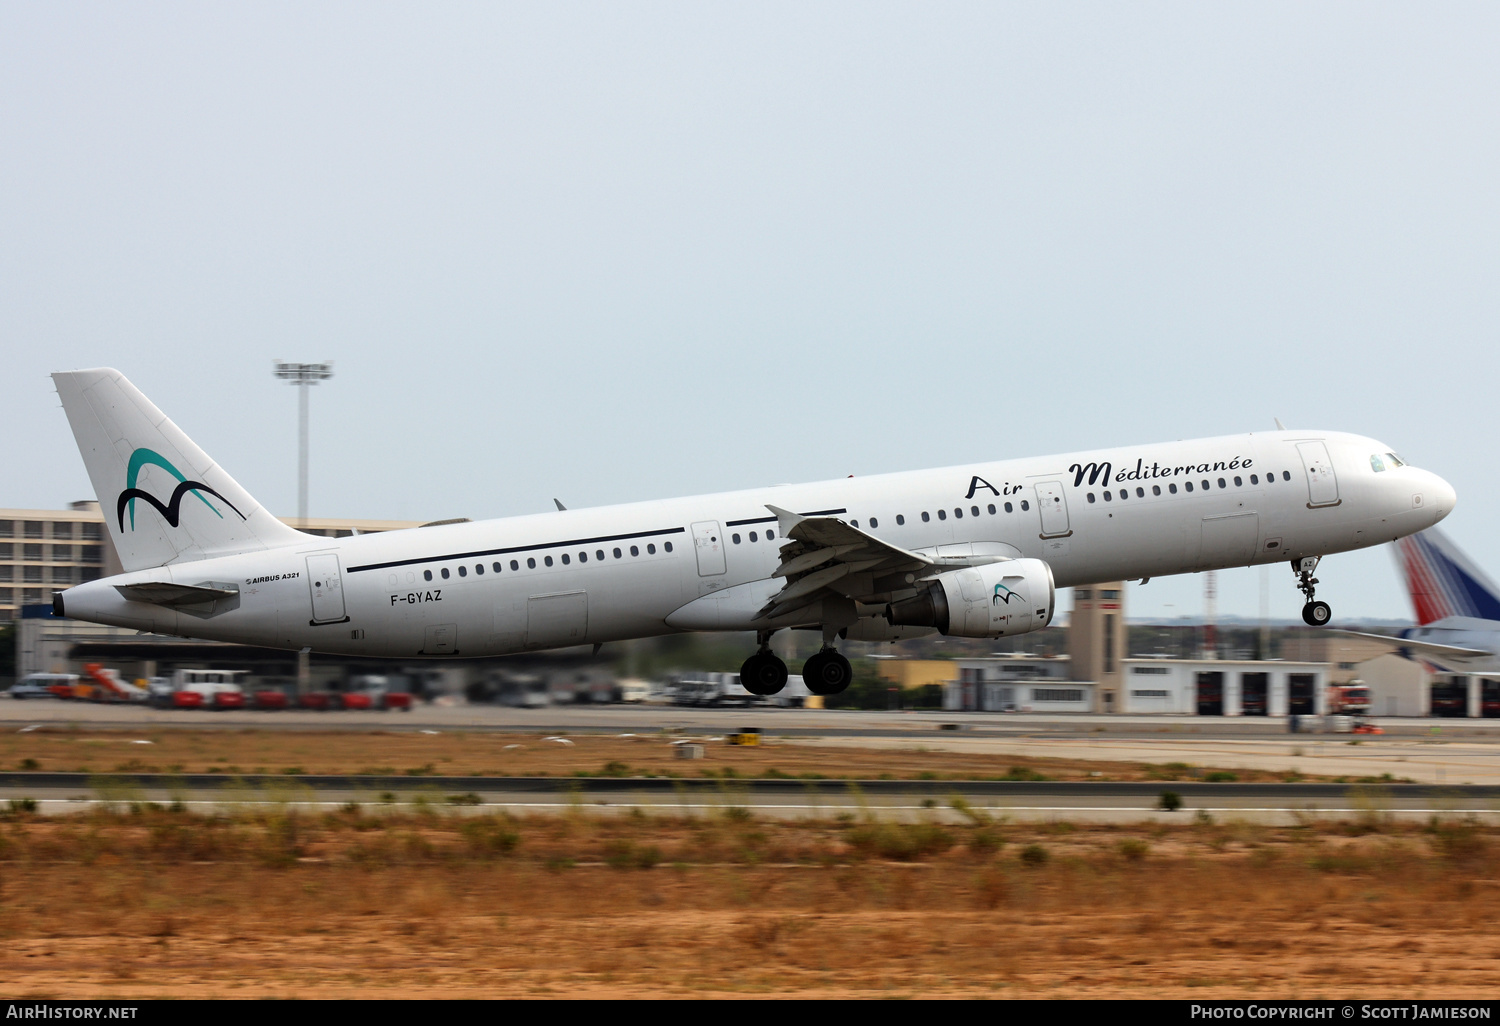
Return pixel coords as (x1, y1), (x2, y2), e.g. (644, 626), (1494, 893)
(1386, 452), (1405, 467)
(1370, 454), (1386, 473)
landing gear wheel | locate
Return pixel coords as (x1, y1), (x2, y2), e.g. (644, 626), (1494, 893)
(739, 652), (788, 696)
(802, 649), (853, 696)
(1302, 601), (1331, 627)
(1291, 557), (1330, 626)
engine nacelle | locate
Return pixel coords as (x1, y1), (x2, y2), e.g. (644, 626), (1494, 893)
(885, 559), (1055, 639)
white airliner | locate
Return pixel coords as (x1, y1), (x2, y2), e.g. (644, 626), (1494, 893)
(1333, 528), (1500, 673)
(51, 368), (1455, 696)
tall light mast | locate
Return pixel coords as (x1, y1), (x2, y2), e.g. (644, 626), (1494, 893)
(272, 361), (333, 529)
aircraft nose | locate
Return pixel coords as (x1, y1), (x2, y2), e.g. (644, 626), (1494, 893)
(1423, 470), (1457, 522)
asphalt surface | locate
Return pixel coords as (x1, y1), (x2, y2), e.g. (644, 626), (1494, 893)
(4, 772), (1496, 824)
(6, 697), (1500, 739)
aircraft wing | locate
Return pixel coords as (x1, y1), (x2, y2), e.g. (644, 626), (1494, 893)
(753, 505), (982, 621)
(1327, 629), (1492, 661)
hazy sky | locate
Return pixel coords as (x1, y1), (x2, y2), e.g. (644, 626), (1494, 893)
(3, 3), (1496, 623)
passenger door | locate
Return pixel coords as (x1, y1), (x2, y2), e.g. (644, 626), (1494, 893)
(691, 521), (727, 577)
(1035, 481), (1071, 538)
(1297, 441), (1340, 507)
(305, 553), (347, 624)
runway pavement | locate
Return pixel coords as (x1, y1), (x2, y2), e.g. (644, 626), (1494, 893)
(5, 697), (1499, 784)
(2, 772), (1496, 824)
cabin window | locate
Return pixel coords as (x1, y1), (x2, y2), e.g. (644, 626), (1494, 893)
(596, 550), (605, 561)
(493, 562), (503, 573)
(1087, 493), (1096, 503)
(732, 534), (741, 544)
(578, 552), (587, 563)
(1020, 500), (1029, 511)
(1004, 502), (1013, 513)
(475, 564), (484, 575)
(767, 530), (775, 539)
(1152, 485), (1161, 496)
(647, 543), (656, 554)
(527, 557), (536, 568)
(849, 519), (859, 528)
(1103, 491), (1112, 501)
(1216, 478), (1225, 489)
(544, 556), (553, 567)
(987, 504), (995, 515)
(937, 509), (947, 521)
(921, 512), (930, 522)
(1169, 483), (1177, 494)
(749, 531), (758, 542)
(896, 515), (905, 525)
(664, 541), (673, 552)
(870, 517), (879, 528)
(1136, 487), (1144, 498)
(953, 508), (962, 519)
(424, 570), (432, 581)
(512, 560), (521, 570)
(1283, 471), (1291, 481)
(1118, 489), (1127, 501)
(1233, 476), (1242, 487)
(561, 554), (570, 565)
(971, 506), (980, 517)
(630, 546), (639, 556)
(1185, 482), (1193, 492)
(1250, 474), (1258, 485)
(612, 548), (621, 559)
(441, 567), (451, 579)
(457, 565), (467, 577)
(1201, 479), (1210, 490)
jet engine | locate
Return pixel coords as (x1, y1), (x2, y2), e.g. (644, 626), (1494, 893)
(885, 559), (1055, 639)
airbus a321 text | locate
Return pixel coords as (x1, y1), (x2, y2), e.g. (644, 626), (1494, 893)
(51, 369), (1455, 697)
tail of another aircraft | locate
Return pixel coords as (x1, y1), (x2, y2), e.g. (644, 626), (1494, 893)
(53, 368), (306, 573)
(1393, 528), (1500, 625)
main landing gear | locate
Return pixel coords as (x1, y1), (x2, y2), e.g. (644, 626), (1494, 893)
(740, 632), (789, 697)
(738, 631), (854, 697)
(1293, 556), (1332, 627)
(801, 647), (853, 697)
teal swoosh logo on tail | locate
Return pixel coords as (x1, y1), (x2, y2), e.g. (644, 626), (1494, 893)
(118, 448), (243, 531)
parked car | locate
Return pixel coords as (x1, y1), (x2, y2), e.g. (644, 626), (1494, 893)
(8, 674), (74, 699)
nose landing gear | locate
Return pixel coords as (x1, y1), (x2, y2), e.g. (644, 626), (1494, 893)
(1293, 556), (1332, 626)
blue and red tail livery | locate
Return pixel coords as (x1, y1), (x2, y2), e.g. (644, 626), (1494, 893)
(1394, 529), (1500, 624)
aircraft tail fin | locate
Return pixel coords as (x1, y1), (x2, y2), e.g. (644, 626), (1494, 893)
(1393, 528), (1500, 625)
(52, 368), (306, 573)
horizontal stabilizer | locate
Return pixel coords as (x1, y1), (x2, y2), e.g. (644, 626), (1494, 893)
(115, 582), (239, 608)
